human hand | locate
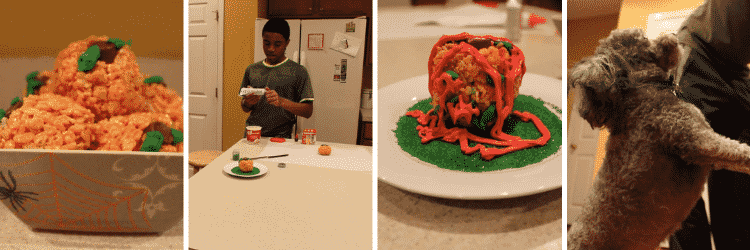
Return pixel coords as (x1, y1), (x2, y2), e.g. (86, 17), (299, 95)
(265, 87), (283, 107)
(242, 94), (261, 108)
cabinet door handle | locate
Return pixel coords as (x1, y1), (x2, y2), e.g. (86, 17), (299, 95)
(213, 10), (219, 21)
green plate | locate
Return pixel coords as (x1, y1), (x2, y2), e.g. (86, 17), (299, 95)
(231, 166), (260, 175)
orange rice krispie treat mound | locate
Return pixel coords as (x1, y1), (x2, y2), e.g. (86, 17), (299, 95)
(46, 36), (150, 120)
(0, 94), (96, 150)
(93, 112), (179, 151)
(141, 83), (184, 131)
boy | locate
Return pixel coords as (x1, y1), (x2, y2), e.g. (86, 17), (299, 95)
(241, 18), (314, 138)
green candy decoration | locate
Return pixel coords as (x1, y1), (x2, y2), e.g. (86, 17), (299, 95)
(108, 38), (132, 49)
(140, 131), (164, 152)
(449, 95), (459, 103)
(445, 70), (459, 80)
(78, 45), (101, 72)
(0, 109), (5, 118)
(499, 41), (513, 55)
(171, 128), (184, 144)
(26, 71), (44, 96)
(11, 97), (21, 106)
(144, 76), (164, 84)
(472, 104), (497, 130)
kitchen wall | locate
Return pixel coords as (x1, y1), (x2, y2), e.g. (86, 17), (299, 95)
(222, 0), (259, 150)
(0, 0), (182, 60)
(0, 0), (183, 115)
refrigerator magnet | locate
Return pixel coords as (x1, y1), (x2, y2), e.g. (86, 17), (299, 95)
(308, 33), (324, 50)
(346, 22), (356, 32)
(333, 64), (341, 82)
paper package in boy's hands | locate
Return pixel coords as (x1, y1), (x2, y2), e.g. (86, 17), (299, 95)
(239, 87), (267, 97)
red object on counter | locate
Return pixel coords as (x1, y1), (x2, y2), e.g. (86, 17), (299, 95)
(270, 137), (286, 143)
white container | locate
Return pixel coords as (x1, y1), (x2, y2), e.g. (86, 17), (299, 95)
(361, 89), (373, 109)
(246, 126), (262, 143)
(506, 0), (522, 42)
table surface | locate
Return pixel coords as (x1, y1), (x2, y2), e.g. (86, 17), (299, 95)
(0, 209), (183, 249)
(189, 138), (373, 250)
(378, 3), (563, 249)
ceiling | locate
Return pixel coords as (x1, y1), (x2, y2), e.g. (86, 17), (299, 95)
(568, 0), (623, 19)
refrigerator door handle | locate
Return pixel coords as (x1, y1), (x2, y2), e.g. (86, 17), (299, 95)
(292, 50), (299, 63)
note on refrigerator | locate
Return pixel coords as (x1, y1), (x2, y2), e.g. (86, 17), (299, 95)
(646, 8), (692, 39)
(329, 32), (362, 57)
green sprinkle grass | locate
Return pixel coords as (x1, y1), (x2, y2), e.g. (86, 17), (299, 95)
(394, 94), (562, 172)
(231, 166), (260, 176)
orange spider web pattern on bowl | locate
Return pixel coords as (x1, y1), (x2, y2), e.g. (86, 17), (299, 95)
(0, 153), (162, 232)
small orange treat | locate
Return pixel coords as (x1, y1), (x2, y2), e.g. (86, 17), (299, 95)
(318, 144), (332, 156)
(239, 158), (254, 172)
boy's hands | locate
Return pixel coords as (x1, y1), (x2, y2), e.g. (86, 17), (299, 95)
(242, 94), (261, 109)
(265, 87), (283, 107)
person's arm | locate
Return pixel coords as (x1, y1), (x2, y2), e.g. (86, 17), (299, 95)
(241, 94), (260, 113)
(264, 88), (313, 118)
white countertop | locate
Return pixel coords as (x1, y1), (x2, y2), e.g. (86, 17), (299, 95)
(189, 138), (372, 249)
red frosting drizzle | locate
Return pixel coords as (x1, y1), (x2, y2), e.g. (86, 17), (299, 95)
(408, 33), (551, 160)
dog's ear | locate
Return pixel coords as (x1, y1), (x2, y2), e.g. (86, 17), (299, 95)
(568, 55), (613, 93)
(652, 34), (681, 72)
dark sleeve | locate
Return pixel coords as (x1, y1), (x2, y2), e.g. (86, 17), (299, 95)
(678, 0), (750, 65)
(298, 65), (314, 103)
(676, 0), (750, 141)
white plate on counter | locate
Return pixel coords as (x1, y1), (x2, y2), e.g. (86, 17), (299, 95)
(378, 73), (562, 199)
(223, 162), (268, 178)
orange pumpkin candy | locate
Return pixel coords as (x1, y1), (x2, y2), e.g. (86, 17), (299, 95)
(239, 158), (254, 172)
(318, 144), (332, 155)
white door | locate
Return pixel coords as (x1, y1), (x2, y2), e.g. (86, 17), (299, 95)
(567, 89), (601, 224)
(188, 0), (222, 152)
(299, 18), (366, 144)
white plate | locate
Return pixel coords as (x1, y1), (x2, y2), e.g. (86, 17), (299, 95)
(378, 73), (563, 199)
(223, 161), (268, 178)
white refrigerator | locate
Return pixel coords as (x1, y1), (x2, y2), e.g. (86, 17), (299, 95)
(255, 17), (367, 145)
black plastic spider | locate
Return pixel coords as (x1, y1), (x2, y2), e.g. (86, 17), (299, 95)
(0, 170), (38, 212)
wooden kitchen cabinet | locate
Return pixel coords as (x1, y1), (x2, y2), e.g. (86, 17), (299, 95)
(357, 121), (372, 146)
(265, 0), (371, 19)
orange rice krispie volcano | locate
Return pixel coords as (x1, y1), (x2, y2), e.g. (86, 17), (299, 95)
(405, 33), (550, 160)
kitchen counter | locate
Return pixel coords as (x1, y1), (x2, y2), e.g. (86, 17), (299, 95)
(378, 3), (563, 249)
(189, 138), (372, 249)
(0, 209), (183, 249)
(379, 182), (561, 249)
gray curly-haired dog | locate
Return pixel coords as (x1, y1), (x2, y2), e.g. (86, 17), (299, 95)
(567, 28), (750, 249)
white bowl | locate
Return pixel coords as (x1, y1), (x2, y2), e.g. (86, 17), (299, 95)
(0, 149), (183, 233)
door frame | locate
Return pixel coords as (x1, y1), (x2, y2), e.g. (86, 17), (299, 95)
(216, 0), (224, 149)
